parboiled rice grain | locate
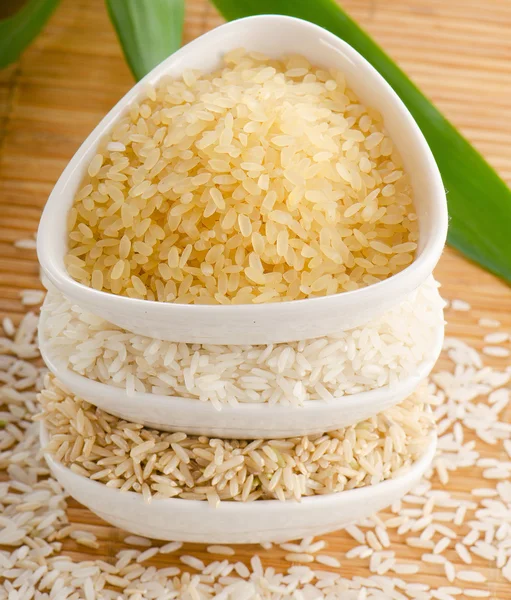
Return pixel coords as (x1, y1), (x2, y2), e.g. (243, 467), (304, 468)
(66, 50), (417, 304)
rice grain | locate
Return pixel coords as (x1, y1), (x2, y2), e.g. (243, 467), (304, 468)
(41, 278), (443, 407)
(66, 51), (417, 304)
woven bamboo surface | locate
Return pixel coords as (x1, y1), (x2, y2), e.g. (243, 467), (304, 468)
(1, 0), (511, 596)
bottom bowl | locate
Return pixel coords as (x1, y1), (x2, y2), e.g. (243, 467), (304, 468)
(41, 423), (436, 544)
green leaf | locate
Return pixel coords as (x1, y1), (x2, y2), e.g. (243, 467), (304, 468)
(105, 0), (185, 81)
(211, 0), (511, 283)
(0, 0), (61, 69)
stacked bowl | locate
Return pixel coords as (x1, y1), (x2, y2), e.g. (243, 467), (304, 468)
(36, 16), (447, 543)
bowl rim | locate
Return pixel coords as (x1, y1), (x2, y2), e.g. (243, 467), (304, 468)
(38, 302), (445, 416)
(37, 14), (447, 318)
(40, 421), (437, 511)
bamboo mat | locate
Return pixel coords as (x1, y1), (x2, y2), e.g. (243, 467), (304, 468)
(1, 0), (511, 596)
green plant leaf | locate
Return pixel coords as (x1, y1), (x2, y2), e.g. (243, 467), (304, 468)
(0, 0), (61, 69)
(211, 0), (511, 283)
(105, 0), (185, 81)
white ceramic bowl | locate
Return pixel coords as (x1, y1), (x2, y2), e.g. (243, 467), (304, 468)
(39, 309), (443, 438)
(37, 15), (447, 346)
(41, 423), (436, 544)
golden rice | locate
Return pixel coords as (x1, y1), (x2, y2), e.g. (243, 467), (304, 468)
(66, 49), (418, 304)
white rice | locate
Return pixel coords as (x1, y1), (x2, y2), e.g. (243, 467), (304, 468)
(125, 535), (152, 547)
(207, 545), (235, 556)
(1, 282), (508, 599)
(478, 318), (501, 328)
(316, 554), (341, 568)
(20, 289), (46, 306)
(482, 346), (510, 358)
(450, 299), (471, 311)
(14, 237), (37, 250)
(40, 277), (444, 407)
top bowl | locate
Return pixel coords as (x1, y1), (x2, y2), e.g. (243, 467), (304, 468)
(37, 15), (447, 345)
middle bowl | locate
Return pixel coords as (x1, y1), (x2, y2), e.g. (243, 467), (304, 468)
(39, 313), (443, 439)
